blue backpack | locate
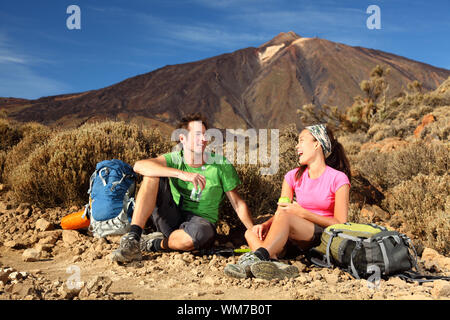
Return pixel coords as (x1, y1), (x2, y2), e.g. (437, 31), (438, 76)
(84, 159), (137, 238)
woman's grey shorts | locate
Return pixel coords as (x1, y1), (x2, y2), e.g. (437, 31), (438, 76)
(149, 177), (216, 250)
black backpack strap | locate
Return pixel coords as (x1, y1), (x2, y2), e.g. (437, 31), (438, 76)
(350, 240), (363, 279)
(404, 236), (421, 272)
(324, 230), (341, 268)
(394, 270), (450, 283)
(377, 238), (390, 275)
(368, 223), (387, 231)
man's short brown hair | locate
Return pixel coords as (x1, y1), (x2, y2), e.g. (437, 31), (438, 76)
(176, 112), (209, 130)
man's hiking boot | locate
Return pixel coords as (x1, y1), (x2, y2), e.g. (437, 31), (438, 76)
(250, 260), (299, 280)
(140, 232), (164, 252)
(224, 251), (262, 279)
(110, 233), (142, 263)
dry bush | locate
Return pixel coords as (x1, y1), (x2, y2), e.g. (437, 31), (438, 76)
(219, 164), (279, 226)
(0, 150), (6, 183)
(354, 140), (449, 191)
(3, 122), (54, 182)
(366, 119), (418, 141)
(8, 121), (172, 207)
(217, 124), (300, 232)
(337, 132), (368, 156)
(418, 106), (450, 141)
(384, 173), (449, 255)
(0, 109), (8, 119)
(269, 124), (300, 185)
(347, 203), (365, 223)
(0, 119), (22, 152)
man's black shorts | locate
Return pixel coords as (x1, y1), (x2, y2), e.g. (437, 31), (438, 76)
(149, 177), (216, 250)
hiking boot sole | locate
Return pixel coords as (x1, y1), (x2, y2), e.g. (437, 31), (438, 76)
(110, 249), (142, 263)
(224, 264), (248, 279)
(250, 261), (299, 280)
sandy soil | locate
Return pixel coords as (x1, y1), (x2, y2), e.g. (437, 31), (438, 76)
(1, 190), (449, 301)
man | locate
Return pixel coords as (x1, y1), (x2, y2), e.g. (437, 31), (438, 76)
(111, 112), (254, 263)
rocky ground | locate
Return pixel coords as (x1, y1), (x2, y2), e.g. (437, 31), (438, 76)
(0, 187), (449, 301)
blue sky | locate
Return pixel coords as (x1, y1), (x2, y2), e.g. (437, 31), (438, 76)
(1, 0), (449, 99)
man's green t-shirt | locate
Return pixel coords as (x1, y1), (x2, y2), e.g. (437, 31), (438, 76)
(163, 150), (241, 224)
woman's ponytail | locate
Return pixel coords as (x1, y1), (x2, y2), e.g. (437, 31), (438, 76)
(325, 126), (351, 183)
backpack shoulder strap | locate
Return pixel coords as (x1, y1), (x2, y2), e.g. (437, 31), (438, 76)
(394, 270), (450, 283)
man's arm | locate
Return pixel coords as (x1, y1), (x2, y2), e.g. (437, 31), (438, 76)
(134, 155), (178, 178)
(225, 188), (254, 230)
(134, 155), (206, 190)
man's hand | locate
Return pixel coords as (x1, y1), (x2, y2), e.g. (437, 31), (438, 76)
(251, 223), (269, 241)
(178, 171), (206, 190)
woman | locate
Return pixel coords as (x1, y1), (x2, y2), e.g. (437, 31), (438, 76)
(224, 123), (351, 280)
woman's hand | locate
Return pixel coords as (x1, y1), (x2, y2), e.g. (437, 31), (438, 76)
(277, 202), (305, 217)
(251, 223), (269, 241)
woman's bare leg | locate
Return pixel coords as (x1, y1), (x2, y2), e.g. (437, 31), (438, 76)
(244, 229), (265, 252)
(261, 212), (316, 259)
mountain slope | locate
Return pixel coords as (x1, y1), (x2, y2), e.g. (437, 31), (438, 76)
(2, 31), (449, 131)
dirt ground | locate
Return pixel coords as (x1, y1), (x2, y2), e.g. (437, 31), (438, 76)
(1, 190), (450, 301)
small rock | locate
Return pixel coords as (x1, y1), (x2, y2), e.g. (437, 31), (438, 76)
(192, 291), (206, 297)
(62, 230), (83, 246)
(295, 275), (309, 285)
(22, 208), (32, 217)
(38, 233), (60, 245)
(59, 283), (83, 299)
(414, 113), (435, 138)
(421, 248), (450, 272)
(292, 261), (307, 272)
(35, 243), (53, 253)
(4, 240), (20, 249)
(86, 276), (113, 294)
(212, 289), (224, 295)
(15, 203), (31, 214)
(11, 280), (35, 296)
(360, 205), (389, 222)
(323, 273), (339, 285)
(35, 218), (54, 232)
(431, 280), (450, 298)
(309, 270), (322, 281)
(385, 276), (407, 288)
(8, 272), (23, 281)
(22, 248), (40, 262)
(0, 269), (14, 284)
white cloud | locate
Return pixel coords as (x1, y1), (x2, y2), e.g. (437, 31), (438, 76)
(164, 24), (268, 49)
(0, 31), (71, 99)
(87, 6), (269, 50)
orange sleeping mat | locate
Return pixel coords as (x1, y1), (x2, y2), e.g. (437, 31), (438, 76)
(60, 209), (90, 230)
